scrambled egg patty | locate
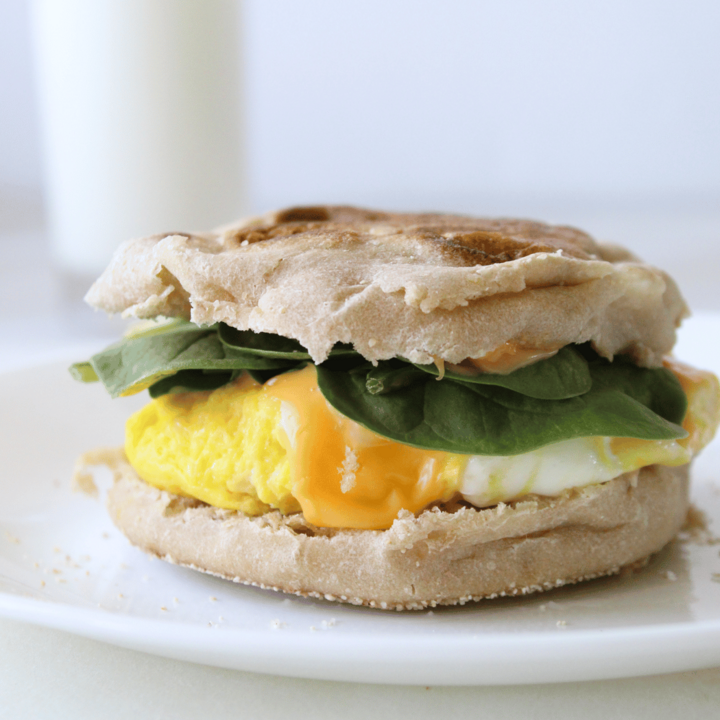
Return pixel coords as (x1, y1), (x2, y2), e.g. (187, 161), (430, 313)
(126, 376), (300, 516)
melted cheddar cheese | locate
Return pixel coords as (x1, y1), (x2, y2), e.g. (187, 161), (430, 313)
(457, 342), (560, 374)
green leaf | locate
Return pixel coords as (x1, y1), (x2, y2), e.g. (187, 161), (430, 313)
(319, 364), (428, 436)
(72, 321), (689, 457)
(219, 324), (311, 359)
(123, 317), (198, 340)
(585, 355), (687, 426)
(87, 325), (299, 398)
(365, 361), (428, 395)
(148, 369), (243, 398)
(316, 360), (687, 456)
(69, 361), (99, 383)
(412, 345), (592, 399)
(73, 322), (361, 399)
(218, 323), (357, 359)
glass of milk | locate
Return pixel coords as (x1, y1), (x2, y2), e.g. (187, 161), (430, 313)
(31, 0), (247, 279)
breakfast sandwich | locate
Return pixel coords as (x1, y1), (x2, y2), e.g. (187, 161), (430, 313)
(72, 205), (720, 609)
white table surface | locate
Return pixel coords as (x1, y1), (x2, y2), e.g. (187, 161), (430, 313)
(2, 197), (720, 718)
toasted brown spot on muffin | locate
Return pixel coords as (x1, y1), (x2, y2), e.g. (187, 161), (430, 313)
(275, 206), (331, 223)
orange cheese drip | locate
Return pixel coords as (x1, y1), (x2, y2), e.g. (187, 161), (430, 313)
(451, 342), (560, 375)
(264, 365), (453, 530)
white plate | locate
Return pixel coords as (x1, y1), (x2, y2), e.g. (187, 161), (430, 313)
(1, 317), (720, 686)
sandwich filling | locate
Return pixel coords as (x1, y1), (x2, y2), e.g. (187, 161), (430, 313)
(73, 321), (720, 530)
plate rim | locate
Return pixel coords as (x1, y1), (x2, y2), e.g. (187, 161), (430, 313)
(3, 589), (720, 685)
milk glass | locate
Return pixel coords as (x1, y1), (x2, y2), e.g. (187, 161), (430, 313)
(31, 0), (246, 277)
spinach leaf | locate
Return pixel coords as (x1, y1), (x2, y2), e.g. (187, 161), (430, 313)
(219, 324), (311, 359)
(412, 345), (592, 399)
(365, 361), (428, 395)
(71, 321), (689, 458)
(316, 360), (687, 456)
(318, 362), (429, 436)
(218, 323), (357, 360)
(148, 369), (242, 397)
(79, 323), (299, 398)
(69, 361), (98, 383)
(585, 355), (688, 427)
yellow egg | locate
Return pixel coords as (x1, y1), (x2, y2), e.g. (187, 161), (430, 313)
(125, 374), (300, 516)
(664, 357), (720, 453)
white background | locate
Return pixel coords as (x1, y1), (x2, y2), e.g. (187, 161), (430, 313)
(3, 0), (720, 208)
